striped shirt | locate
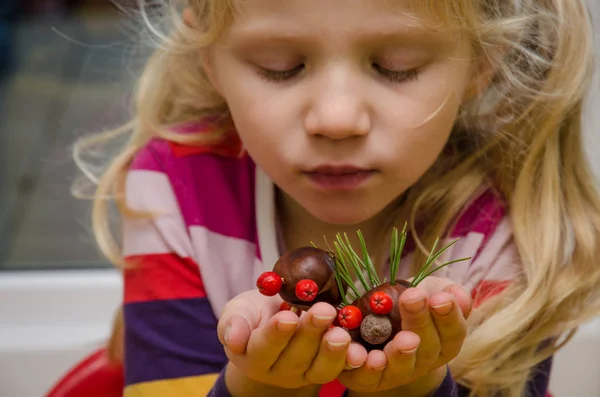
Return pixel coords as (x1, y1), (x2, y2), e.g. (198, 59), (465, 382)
(120, 121), (552, 396)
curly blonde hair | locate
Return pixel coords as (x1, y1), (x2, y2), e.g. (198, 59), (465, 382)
(74, 1), (600, 396)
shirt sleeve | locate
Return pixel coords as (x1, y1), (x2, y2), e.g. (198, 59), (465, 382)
(121, 149), (228, 396)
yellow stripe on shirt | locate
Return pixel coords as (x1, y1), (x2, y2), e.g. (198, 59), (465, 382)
(124, 373), (220, 397)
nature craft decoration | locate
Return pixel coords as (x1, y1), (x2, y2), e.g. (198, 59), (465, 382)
(256, 225), (470, 350)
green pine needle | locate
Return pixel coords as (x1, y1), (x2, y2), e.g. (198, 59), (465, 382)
(334, 271), (351, 306)
(334, 237), (371, 292)
(389, 224), (408, 285)
(418, 257), (471, 280)
(333, 242), (362, 300)
(410, 238), (460, 287)
(347, 232), (380, 288)
(313, 226), (470, 304)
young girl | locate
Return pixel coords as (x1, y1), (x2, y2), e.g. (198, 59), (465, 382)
(75, 0), (600, 396)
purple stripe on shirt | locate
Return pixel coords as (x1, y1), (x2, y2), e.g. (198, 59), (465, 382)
(124, 297), (228, 386)
(208, 366), (232, 397)
(431, 367), (458, 397)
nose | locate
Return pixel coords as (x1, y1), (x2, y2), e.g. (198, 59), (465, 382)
(304, 67), (371, 139)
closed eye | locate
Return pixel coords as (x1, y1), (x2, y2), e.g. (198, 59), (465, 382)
(257, 64), (305, 82)
(373, 64), (420, 83)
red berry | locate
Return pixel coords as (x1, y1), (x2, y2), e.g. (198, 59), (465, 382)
(370, 291), (393, 315)
(338, 305), (363, 329)
(256, 271), (283, 296)
(295, 279), (319, 302)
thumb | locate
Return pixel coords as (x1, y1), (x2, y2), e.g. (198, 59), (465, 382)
(218, 314), (253, 355)
(216, 290), (279, 355)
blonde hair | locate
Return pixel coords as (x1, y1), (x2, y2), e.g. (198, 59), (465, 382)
(74, 1), (600, 396)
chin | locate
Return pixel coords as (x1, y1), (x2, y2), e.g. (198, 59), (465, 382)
(305, 202), (379, 226)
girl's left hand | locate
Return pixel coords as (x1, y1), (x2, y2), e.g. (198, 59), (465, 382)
(338, 277), (472, 393)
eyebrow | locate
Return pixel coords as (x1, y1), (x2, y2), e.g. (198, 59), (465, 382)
(226, 23), (446, 49)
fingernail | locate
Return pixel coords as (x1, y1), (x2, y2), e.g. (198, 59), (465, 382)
(346, 362), (363, 369)
(312, 315), (335, 328)
(224, 325), (231, 346)
(277, 320), (298, 332)
(373, 364), (387, 371)
(432, 302), (453, 316)
(327, 341), (349, 351)
(401, 347), (418, 355)
(403, 297), (425, 313)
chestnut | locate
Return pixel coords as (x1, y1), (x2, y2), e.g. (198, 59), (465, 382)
(257, 246), (349, 310)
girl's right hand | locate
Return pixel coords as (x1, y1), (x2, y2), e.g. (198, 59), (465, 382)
(217, 289), (368, 389)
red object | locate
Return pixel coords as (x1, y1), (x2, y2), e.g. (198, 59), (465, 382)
(370, 291), (393, 315)
(471, 280), (511, 308)
(45, 348), (123, 397)
(319, 379), (346, 397)
(295, 279), (319, 302)
(256, 271), (283, 296)
(124, 254), (207, 304)
(338, 305), (363, 329)
(169, 133), (244, 159)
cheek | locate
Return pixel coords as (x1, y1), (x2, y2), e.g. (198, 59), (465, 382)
(392, 67), (467, 131)
(378, 88), (462, 186)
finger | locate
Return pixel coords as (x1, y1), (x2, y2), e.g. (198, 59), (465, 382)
(381, 331), (419, 385)
(217, 291), (279, 348)
(429, 292), (467, 364)
(399, 288), (441, 369)
(304, 326), (351, 384)
(220, 315), (253, 355)
(414, 278), (472, 320)
(243, 310), (300, 368)
(443, 284), (473, 319)
(344, 342), (368, 370)
(339, 349), (387, 392)
(271, 302), (338, 374)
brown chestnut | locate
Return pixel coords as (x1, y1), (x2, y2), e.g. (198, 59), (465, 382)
(273, 246), (348, 310)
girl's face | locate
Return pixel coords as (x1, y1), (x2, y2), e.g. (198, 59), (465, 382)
(205, 0), (475, 225)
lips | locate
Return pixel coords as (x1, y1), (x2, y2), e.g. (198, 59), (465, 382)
(304, 165), (375, 190)
(306, 165), (371, 175)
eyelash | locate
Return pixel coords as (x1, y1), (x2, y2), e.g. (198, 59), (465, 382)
(258, 65), (305, 82)
(372, 64), (420, 83)
(257, 64), (420, 84)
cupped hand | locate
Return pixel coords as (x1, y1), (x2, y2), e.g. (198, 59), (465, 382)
(217, 289), (368, 389)
(338, 277), (472, 393)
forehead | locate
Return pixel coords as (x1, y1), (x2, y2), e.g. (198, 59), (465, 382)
(227, 0), (462, 39)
